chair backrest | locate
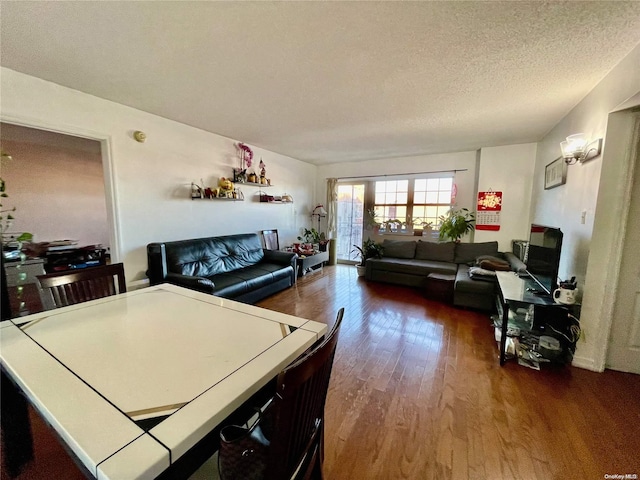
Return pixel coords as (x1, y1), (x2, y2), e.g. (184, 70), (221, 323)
(265, 308), (344, 479)
(261, 229), (280, 251)
(36, 263), (126, 308)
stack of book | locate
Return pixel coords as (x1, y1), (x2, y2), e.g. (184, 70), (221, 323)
(44, 240), (79, 252)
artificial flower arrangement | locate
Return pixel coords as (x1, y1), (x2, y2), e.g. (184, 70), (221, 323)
(233, 142), (253, 183)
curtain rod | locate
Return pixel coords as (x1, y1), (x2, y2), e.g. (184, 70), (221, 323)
(334, 169), (467, 180)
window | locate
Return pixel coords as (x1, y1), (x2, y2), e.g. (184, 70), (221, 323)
(374, 180), (408, 231)
(371, 176), (453, 232)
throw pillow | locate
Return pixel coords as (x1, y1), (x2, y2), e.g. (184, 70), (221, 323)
(476, 255), (511, 271)
(382, 240), (416, 259)
(454, 241), (499, 264)
(415, 241), (455, 262)
(469, 266), (497, 282)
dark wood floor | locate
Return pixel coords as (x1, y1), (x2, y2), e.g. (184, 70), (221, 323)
(3, 264), (639, 479)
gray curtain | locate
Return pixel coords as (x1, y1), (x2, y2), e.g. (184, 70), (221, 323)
(326, 178), (338, 239)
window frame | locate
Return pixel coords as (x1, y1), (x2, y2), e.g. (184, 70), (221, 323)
(365, 173), (454, 234)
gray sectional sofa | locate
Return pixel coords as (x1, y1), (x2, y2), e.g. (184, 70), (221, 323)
(365, 239), (524, 311)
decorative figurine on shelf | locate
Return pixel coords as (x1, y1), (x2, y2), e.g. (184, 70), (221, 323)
(259, 158), (268, 185)
(217, 177), (235, 198)
(191, 182), (202, 199)
(247, 172), (257, 184)
(233, 168), (246, 184)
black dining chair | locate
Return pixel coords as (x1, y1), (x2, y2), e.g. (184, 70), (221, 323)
(218, 308), (344, 480)
(260, 229), (280, 251)
(36, 263), (127, 308)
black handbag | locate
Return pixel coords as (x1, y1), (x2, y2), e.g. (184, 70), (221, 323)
(218, 398), (276, 480)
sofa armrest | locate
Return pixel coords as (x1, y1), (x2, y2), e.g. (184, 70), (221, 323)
(263, 249), (297, 267)
(165, 272), (216, 294)
(504, 252), (527, 274)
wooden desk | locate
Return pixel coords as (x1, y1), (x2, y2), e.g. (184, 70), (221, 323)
(0, 284), (326, 479)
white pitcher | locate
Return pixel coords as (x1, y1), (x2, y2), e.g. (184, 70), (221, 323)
(553, 287), (577, 305)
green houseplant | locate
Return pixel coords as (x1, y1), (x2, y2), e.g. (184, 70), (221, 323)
(438, 207), (475, 242)
(351, 238), (383, 276)
(297, 228), (325, 244)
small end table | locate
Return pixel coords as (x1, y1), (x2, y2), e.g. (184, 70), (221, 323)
(425, 273), (456, 303)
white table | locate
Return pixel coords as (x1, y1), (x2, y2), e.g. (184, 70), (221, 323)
(0, 284), (327, 479)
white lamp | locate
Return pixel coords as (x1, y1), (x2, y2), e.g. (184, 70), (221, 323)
(560, 133), (602, 165)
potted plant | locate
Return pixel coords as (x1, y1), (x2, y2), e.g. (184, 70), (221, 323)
(297, 228), (330, 252)
(364, 208), (380, 233)
(351, 238), (383, 276)
(438, 207), (475, 242)
(381, 218), (403, 233)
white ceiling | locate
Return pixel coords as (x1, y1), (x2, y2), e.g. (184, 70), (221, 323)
(1, 1), (640, 165)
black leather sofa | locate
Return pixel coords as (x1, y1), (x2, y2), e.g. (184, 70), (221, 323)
(147, 233), (297, 304)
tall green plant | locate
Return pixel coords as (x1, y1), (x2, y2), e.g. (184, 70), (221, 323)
(438, 207), (475, 242)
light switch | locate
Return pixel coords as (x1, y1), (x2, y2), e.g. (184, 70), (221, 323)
(581, 210), (587, 224)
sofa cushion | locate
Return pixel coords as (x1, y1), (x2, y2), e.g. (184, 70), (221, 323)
(227, 265), (281, 292)
(382, 240), (416, 259)
(455, 264), (497, 294)
(167, 234), (265, 277)
(415, 241), (455, 262)
(367, 257), (457, 276)
(454, 241), (499, 264)
(209, 272), (249, 298)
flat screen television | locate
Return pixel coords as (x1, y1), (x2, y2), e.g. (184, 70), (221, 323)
(524, 224), (563, 295)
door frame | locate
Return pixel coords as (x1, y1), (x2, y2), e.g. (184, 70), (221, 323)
(0, 113), (122, 263)
(605, 113), (640, 372)
(586, 106), (640, 372)
(336, 181), (366, 264)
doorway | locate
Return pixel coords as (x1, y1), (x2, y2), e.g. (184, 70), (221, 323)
(336, 183), (365, 262)
(0, 123), (110, 252)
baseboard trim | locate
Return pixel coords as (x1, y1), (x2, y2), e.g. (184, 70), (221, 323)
(571, 355), (604, 372)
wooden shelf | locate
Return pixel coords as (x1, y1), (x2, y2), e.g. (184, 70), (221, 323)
(239, 182), (272, 187)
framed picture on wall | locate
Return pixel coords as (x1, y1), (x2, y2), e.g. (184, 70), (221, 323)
(544, 157), (567, 189)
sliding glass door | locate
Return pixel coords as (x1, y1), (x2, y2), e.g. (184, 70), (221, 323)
(336, 183), (365, 262)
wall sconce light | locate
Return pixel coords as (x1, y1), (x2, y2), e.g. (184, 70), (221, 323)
(311, 204), (327, 230)
(560, 133), (602, 165)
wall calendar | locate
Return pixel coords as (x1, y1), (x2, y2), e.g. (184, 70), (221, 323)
(476, 190), (502, 231)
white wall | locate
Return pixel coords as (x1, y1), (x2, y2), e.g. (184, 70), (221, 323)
(1, 68), (317, 282)
(316, 145), (536, 253)
(316, 150), (478, 236)
(530, 43), (640, 370)
(475, 143), (537, 251)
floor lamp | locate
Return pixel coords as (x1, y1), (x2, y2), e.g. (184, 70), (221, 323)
(311, 205), (327, 232)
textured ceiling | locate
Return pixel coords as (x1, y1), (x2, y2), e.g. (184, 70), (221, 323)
(1, 1), (640, 165)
